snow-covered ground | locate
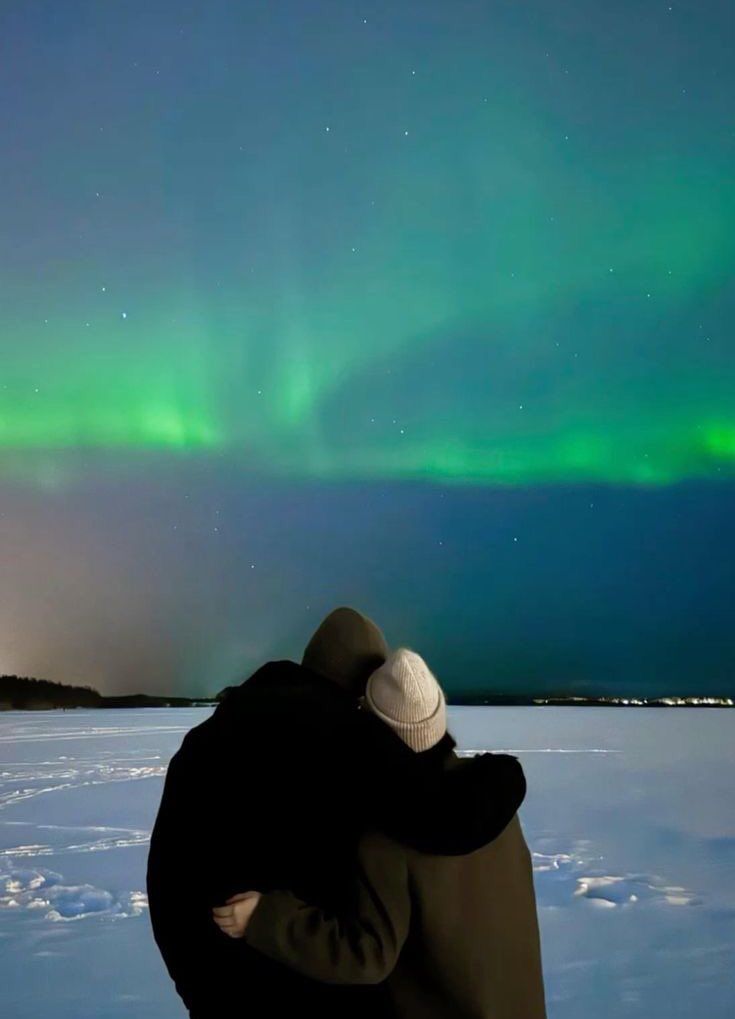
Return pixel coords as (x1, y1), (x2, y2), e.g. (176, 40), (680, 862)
(0, 706), (733, 1018)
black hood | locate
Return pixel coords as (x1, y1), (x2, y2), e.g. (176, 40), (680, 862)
(301, 607), (389, 696)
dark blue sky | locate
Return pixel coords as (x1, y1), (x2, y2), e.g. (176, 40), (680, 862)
(0, 2), (733, 695)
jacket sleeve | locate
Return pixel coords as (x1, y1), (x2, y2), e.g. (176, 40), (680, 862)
(346, 707), (527, 853)
(243, 832), (411, 985)
(346, 707), (442, 827)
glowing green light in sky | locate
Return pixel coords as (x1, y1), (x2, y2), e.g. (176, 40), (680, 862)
(1, 41), (733, 488)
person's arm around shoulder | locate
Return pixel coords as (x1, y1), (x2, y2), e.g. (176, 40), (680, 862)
(213, 831), (411, 986)
(348, 706), (528, 850)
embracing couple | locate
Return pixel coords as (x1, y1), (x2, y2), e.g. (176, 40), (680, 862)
(147, 607), (546, 1018)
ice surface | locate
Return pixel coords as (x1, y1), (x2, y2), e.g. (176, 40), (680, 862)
(0, 706), (733, 1018)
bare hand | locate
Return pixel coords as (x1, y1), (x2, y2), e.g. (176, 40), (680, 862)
(212, 891), (262, 939)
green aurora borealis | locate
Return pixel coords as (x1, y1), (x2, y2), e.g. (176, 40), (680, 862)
(1, 1), (733, 695)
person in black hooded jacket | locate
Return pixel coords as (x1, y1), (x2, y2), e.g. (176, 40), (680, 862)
(211, 648), (546, 1019)
(146, 608), (526, 1018)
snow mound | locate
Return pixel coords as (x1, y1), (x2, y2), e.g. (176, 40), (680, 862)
(530, 835), (700, 909)
(0, 864), (148, 921)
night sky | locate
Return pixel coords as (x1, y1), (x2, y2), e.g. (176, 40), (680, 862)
(1, 1), (733, 697)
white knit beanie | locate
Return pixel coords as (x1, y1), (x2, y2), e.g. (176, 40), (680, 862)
(365, 648), (447, 752)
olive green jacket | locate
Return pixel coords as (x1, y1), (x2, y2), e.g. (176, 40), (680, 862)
(245, 786), (546, 1019)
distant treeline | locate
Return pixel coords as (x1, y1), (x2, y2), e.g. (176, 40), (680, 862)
(1, 673), (731, 711)
(0, 674), (214, 710)
(0, 674), (102, 709)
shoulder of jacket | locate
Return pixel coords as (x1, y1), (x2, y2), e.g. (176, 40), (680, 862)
(360, 827), (409, 859)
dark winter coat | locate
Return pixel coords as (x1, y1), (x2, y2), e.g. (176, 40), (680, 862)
(244, 734), (547, 1019)
(147, 662), (526, 1018)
